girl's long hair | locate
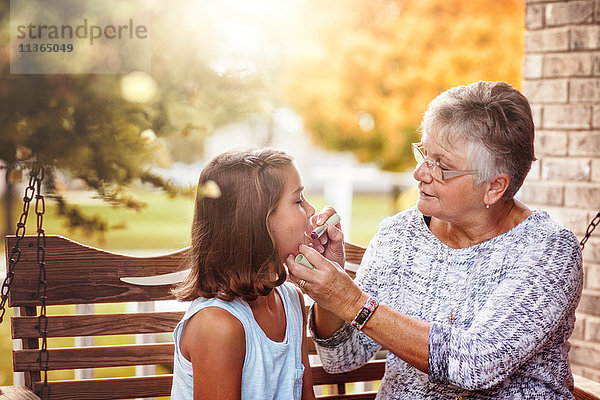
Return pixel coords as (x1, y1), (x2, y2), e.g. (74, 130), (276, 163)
(172, 148), (293, 302)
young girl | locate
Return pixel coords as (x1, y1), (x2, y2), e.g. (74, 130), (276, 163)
(171, 148), (316, 400)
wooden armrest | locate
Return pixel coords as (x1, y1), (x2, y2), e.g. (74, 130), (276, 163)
(0, 386), (40, 400)
(574, 374), (600, 400)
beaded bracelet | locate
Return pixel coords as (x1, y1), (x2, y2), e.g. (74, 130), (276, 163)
(350, 296), (379, 330)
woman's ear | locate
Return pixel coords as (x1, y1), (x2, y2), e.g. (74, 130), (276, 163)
(484, 173), (510, 206)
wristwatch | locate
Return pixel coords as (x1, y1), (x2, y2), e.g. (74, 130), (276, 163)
(351, 296), (379, 331)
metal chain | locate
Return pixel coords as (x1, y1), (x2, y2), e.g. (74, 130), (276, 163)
(580, 211), (600, 251)
(34, 165), (50, 400)
(0, 163), (42, 323)
(0, 162), (49, 399)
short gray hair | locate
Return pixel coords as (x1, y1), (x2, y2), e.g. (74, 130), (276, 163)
(420, 81), (535, 199)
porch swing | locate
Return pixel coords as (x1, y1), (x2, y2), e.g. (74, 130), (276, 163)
(1, 164), (600, 400)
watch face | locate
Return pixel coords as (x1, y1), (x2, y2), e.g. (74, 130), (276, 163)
(355, 308), (370, 325)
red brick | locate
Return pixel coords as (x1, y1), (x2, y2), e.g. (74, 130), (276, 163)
(524, 54), (543, 79)
(582, 238), (600, 264)
(593, 52), (600, 75)
(546, 1), (594, 26)
(542, 157), (591, 181)
(570, 363), (600, 382)
(526, 27), (570, 53)
(521, 181), (564, 206)
(531, 104), (543, 129)
(573, 313), (587, 340)
(543, 104), (592, 129)
(536, 130), (568, 156)
(527, 3), (545, 30)
(572, 26), (600, 50)
(570, 78), (600, 102)
(565, 184), (600, 209)
(586, 264), (600, 292)
(569, 131), (600, 157)
(592, 159), (600, 182)
(570, 340), (600, 369)
(545, 206), (596, 236)
(545, 53), (593, 77)
(524, 79), (568, 103)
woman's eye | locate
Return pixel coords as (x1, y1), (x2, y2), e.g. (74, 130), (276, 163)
(433, 160), (449, 171)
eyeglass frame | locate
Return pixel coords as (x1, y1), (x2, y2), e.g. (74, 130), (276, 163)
(411, 142), (476, 181)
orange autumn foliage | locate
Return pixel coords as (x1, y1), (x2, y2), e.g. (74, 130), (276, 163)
(282, 0), (525, 170)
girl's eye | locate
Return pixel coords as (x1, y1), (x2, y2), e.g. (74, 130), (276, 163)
(296, 193), (307, 206)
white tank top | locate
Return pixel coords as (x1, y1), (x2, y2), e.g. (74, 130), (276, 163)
(171, 282), (305, 399)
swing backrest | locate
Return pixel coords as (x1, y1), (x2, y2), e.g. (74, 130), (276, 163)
(6, 235), (185, 399)
(4, 235), (384, 400)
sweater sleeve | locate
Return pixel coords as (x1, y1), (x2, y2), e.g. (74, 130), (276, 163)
(308, 221), (387, 373)
(428, 228), (583, 390)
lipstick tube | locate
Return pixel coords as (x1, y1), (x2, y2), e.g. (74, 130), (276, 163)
(310, 213), (341, 239)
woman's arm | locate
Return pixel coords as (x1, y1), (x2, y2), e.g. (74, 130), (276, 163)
(292, 248), (430, 373)
(181, 307), (245, 400)
(295, 287), (316, 400)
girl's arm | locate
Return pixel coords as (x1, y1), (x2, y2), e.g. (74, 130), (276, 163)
(296, 287), (316, 400)
(180, 307), (245, 400)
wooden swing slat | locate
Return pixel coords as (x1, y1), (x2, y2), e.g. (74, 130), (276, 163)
(11, 312), (184, 338)
(574, 375), (600, 400)
(13, 344), (174, 371)
(0, 386), (41, 400)
(31, 376), (173, 400)
(311, 359), (386, 386)
(344, 242), (367, 267)
(7, 236), (187, 307)
(315, 394), (379, 400)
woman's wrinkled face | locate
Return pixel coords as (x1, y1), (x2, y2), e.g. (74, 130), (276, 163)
(413, 134), (485, 223)
(269, 165), (316, 262)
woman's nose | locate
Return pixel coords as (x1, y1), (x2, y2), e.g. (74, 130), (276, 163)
(413, 161), (433, 183)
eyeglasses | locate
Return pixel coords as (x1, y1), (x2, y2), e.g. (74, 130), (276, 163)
(411, 142), (475, 181)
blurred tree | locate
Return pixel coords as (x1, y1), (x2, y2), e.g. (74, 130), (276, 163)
(0, 0), (265, 236)
(282, 0), (525, 171)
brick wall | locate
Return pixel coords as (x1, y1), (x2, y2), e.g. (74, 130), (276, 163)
(522, 0), (600, 381)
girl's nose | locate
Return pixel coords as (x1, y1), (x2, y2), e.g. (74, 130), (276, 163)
(305, 200), (316, 217)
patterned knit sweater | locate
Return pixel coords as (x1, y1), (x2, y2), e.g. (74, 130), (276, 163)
(310, 207), (583, 399)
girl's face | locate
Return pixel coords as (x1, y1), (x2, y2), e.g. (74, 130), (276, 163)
(269, 165), (316, 262)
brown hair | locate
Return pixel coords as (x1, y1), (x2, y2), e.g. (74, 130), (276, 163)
(172, 148), (294, 302)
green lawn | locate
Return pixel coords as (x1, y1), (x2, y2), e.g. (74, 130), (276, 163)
(2, 187), (417, 251)
(0, 187), (418, 386)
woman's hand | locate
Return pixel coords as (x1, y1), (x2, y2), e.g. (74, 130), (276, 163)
(287, 244), (365, 324)
(307, 207), (345, 267)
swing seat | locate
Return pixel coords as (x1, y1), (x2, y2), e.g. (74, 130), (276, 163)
(1, 235), (382, 400)
(1, 235), (599, 400)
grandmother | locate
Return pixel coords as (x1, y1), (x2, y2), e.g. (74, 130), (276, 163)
(288, 81), (583, 399)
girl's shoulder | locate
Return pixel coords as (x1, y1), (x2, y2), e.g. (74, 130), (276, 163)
(186, 305), (245, 338)
(179, 303), (245, 365)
